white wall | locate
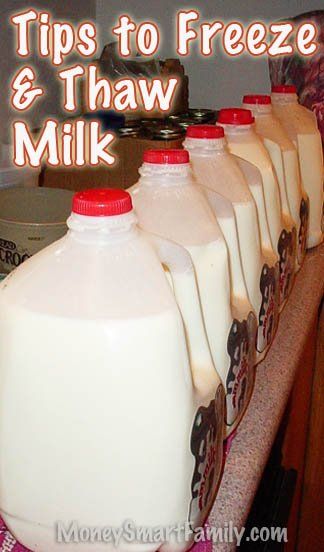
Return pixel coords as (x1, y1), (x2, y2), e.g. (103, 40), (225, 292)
(0, 0), (96, 144)
(96, 0), (321, 109)
(1, 0), (320, 146)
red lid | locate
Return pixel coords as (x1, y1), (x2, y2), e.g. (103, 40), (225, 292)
(72, 188), (133, 217)
(186, 125), (225, 139)
(243, 94), (271, 105)
(271, 84), (297, 94)
(143, 149), (189, 164)
(218, 108), (255, 125)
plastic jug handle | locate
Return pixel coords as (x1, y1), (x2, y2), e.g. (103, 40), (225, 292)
(144, 231), (221, 397)
(202, 185), (249, 300)
(233, 155), (274, 253)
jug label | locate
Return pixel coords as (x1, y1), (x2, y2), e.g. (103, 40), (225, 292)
(0, 237), (30, 272)
(189, 385), (224, 527)
(257, 264), (278, 353)
(226, 314), (255, 428)
(278, 228), (295, 304)
(298, 197), (309, 262)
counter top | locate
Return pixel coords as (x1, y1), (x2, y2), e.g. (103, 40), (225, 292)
(209, 243), (324, 551)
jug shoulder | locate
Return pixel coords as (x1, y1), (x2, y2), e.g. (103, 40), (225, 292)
(133, 185), (223, 247)
(0, 231), (176, 319)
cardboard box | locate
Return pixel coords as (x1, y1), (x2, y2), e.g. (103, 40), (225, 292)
(42, 136), (184, 191)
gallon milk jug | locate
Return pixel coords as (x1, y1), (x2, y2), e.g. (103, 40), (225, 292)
(218, 108), (295, 311)
(131, 149), (256, 437)
(242, 94), (308, 270)
(184, 124), (277, 361)
(233, 157), (280, 354)
(271, 84), (323, 249)
(0, 189), (225, 552)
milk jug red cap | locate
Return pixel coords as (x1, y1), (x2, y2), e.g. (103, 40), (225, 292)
(186, 125), (225, 139)
(243, 95), (271, 105)
(143, 149), (189, 164)
(72, 188), (133, 216)
(271, 84), (297, 94)
(218, 108), (255, 125)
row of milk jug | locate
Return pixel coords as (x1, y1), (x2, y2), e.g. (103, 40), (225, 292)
(0, 85), (323, 552)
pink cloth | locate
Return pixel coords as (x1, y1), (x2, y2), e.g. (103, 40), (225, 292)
(190, 522), (213, 552)
(0, 518), (213, 551)
(191, 538), (213, 551)
(0, 518), (29, 551)
(268, 10), (324, 143)
(224, 428), (237, 457)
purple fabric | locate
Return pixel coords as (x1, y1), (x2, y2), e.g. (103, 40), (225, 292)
(268, 10), (324, 142)
(224, 428), (237, 457)
(190, 522), (213, 552)
(0, 517), (214, 552)
(0, 518), (29, 551)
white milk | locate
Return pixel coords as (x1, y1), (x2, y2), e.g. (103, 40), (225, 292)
(218, 108), (296, 310)
(184, 127), (277, 362)
(0, 189), (224, 552)
(242, 95), (307, 270)
(131, 150), (256, 436)
(271, 85), (323, 248)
